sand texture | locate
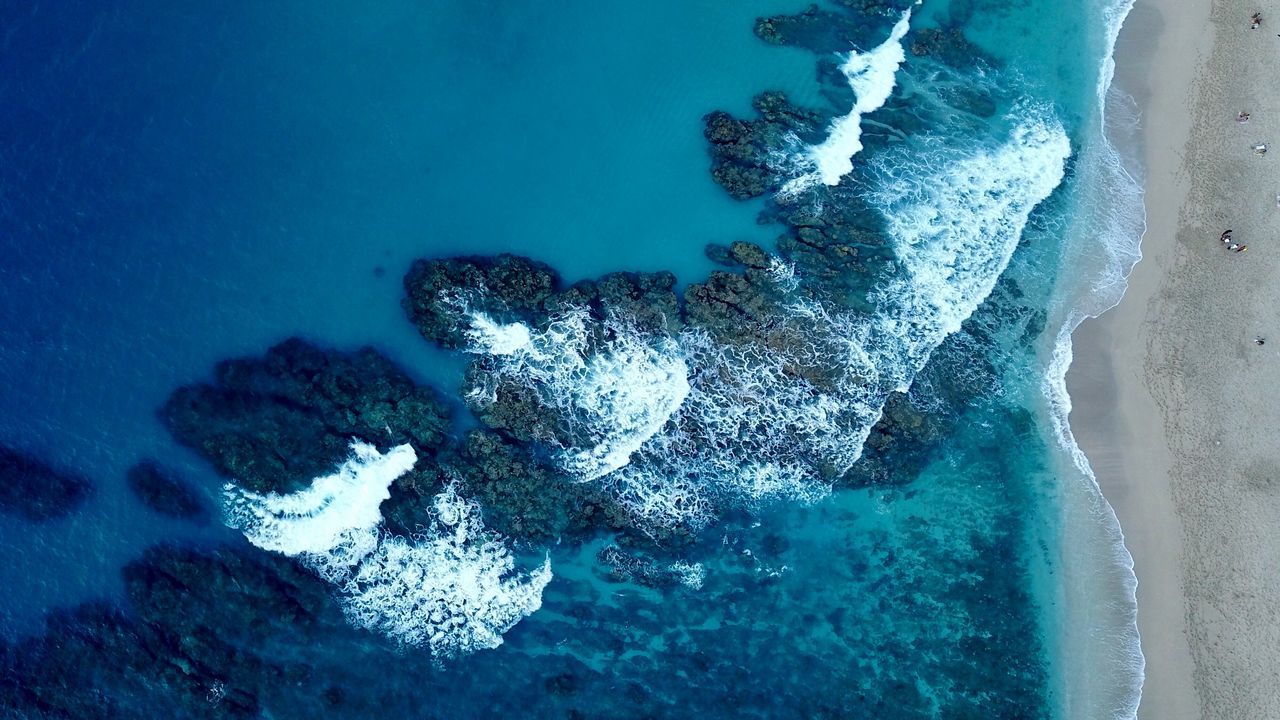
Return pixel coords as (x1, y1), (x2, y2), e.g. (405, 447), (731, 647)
(1070, 0), (1280, 716)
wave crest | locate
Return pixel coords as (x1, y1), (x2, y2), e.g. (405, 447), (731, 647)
(458, 111), (1070, 532)
(225, 442), (551, 657)
(777, 9), (914, 198)
(465, 308), (690, 481)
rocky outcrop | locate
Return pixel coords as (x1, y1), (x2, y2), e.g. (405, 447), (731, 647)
(161, 338), (451, 495)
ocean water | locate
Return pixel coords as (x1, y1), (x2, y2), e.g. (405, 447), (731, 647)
(0, 0), (1146, 718)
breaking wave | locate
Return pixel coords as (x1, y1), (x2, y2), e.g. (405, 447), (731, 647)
(465, 308), (690, 481)
(1041, 0), (1146, 714)
(459, 110), (1070, 531)
(865, 111), (1074, 387)
(777, 9), (913, 197)
(224, 442), (551, 657)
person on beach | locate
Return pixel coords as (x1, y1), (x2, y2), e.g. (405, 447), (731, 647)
(1221, 229), (1234, 243)
(1229, 243), (1248, 253)
(1254, 336), (1266, 346)
(1238, 111), (1252, 123)
(1254, 143), (1269, 155)
(1251, 11), (1263, 28)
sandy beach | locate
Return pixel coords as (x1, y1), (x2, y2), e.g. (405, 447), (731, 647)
(1069, 0), (1280, 716)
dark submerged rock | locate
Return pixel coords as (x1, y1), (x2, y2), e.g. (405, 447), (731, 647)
(597, 545), (699, 590)
(908, 27), (998, 71)
(161, 338), (451, 494)
(0, 545), (393, 720)
(0, 444), (92, 521)
(126, 461), (210, 524)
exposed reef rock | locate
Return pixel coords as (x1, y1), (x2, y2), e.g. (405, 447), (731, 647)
(161, 338), (451, 495)
(158, 337), (635, 546)
(402, 254), (561, 349)
(683, 245), (786, 340)
(380, 430), (627, 543)
(754, 4), (871, 54)
(126, 461), (210, 524)
(404, 253), (683, 347)
(704, 92), (821, 200)
(0, 444), (92, 521)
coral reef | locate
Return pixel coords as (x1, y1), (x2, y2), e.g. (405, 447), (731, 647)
(402, 254), (561, 349)
(0, 546), (357, 719)
(754, 4), (871, 54)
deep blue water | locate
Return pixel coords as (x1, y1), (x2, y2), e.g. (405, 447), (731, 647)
(0, 0), (819, 629)
(0, 0), (1145, 718)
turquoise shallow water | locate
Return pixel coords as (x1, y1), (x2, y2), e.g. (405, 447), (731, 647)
(0, 0), (1144, 717)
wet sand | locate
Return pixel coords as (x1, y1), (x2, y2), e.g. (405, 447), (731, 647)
(1069, 0), (1280, 716)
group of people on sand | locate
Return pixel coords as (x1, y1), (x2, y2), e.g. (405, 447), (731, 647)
(1231, 16), (1268, 258)
(1220, 229), (1248, 253)
(1240, 13), (1268, 349)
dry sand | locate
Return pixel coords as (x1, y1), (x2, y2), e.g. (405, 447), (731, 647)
(1068, 0), (1280, 716)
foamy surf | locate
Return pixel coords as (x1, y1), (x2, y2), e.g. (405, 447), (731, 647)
(1033, 0), (1146, 714)
(457, 110), (1070, 533)
(225, 441), (552, 657)
(777, 9), (913, 198)
(465, 308), (691, 481)
(866, 109), (1073, 389)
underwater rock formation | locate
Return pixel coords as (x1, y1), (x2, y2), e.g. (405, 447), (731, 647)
(0, 444), (92, 521)
(157, 336), (637, 547)
(597, 544), (705, 590)
(161, 338), (451, 495)
(909, 26), (992, 69)
(0, 546), (354, 719)
(126, 461), (210, 524)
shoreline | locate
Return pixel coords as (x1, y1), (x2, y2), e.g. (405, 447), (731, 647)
(1067, 0), (1280, 716)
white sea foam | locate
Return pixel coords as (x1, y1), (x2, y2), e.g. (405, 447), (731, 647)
(466, 313), (535, 356)
(457, 114), (1067, 530)
(225, 442), (551, 657)
(336, 484), (552, 656)
(667, 560), (706, 590)
(866, 110), (1073, 390)
(457, 111), (1069, 532)
(1045, 318), (1143, 720)
(811, 11), (913, 185)
(224, 442), (417, 578)
(466, 309), (690, 481)
(1039, 0), (1146, 713)
(777, 10), (913, 198)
